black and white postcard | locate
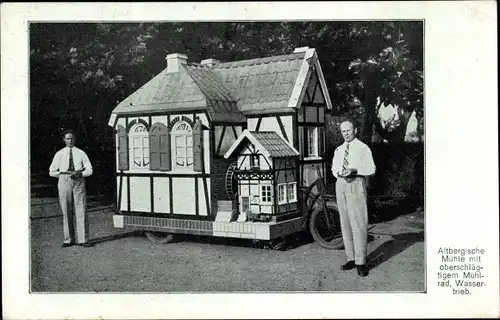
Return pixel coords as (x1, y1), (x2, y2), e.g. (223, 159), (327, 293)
(2, 2), (498, 319)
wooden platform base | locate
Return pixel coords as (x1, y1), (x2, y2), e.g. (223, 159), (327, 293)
(113, 213), (303, 240)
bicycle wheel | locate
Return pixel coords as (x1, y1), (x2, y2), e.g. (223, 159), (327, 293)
(309, 203), (344, 250)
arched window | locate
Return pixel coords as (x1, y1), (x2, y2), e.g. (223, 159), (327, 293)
(171, 121), (193, 169)
(129, 123), (150, 169)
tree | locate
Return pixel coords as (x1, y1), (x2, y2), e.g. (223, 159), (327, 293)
(30, 21), (423, 178)
(333, 22), (424, 144)
(30, 23), (159, 176)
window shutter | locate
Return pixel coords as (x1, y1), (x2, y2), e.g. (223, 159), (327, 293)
(150, 123), (171, 171)
(193, 119), (203, 172)
(161, 126), (172, 171)
(149, 124), (160, 170)
(117, 125), (129, 171)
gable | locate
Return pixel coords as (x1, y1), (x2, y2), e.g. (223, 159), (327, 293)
(304, 67), (326, 104)
(287, 48), (333, 110)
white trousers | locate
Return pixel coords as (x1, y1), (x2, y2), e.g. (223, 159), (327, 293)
(336, 177), (369, 265)
(58, 176), (88, 244)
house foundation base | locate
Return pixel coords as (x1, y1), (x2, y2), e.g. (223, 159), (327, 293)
(113, 213), (303, 240)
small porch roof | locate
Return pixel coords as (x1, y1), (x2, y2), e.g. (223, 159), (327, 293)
(224, 129), (299, 159)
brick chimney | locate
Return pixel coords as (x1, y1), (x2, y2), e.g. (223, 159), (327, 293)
(200, 58), (220, 67)
(166, 53), (188, 73)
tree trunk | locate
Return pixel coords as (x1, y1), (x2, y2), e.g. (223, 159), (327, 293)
(361, 105), (375, 144)
(360, 90), (379, 144)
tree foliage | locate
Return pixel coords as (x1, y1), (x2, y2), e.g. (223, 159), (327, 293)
(333, 22), (423, 143)
(30, 21), (423, 175)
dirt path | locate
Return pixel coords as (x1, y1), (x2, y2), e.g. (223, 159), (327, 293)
(30, 198), (424, 292)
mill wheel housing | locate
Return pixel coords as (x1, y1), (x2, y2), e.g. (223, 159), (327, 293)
(225, 161), (238, 199)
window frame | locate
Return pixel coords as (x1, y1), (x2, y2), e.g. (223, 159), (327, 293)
(128, 123), (150, 171)
(287, 182), (297, 203)
(171, 121), (194, 171)
(278, 183), (287, 205)
(260, 183), (273, 205)
(250, 154), (260, 169)
(306, 127), (319, 157)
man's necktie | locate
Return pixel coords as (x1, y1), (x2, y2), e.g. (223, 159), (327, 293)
(342, 143), (350, 173)
(68, 148), (75, 171)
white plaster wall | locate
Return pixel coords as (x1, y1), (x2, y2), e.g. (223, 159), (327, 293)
(234, 126), (243, 137)
(279, 115), (293, 142)
(259, 155), (270, 170)
(238, 146), (252, 169)
(259, 117), (279, 133)
(247, 118), (258, 131)
(250, 183), (259, 197)
(197, 177), (210, 216)
(197, 113), (209, 127)
(116, 117), (126, 128)
(129, 176), (151, 212)
(172, 177), (196, 215)
(204, 130), (210, 173)
(260, 205), (272, 214)
(151, 115), (168, 126)
(240, 184), (250, 198)
(153, 177), (170, 213)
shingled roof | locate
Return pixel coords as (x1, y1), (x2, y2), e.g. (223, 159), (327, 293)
(111, 48), (324, 122)
(224, 130), (299, 159)
(185, 65), (245, 122)
(111, 64), (245, 122)
(212, 52), (306, 113)
(113, 65), (205, 114)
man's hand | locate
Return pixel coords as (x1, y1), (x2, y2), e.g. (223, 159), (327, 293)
(338, 168), (357, 182)
(344, 168), (358, 177)
(70, 171), (82, 179)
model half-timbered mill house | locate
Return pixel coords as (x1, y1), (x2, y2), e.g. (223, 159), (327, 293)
(109, 46), (333, 241)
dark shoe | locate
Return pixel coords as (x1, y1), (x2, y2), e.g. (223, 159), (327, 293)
(340, 260), (356, 271)
(61, 243), (74, 248)
(357, 264), (369, 277)
(78, 242), (95, 247)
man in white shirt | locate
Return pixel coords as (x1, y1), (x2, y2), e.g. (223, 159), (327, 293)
(49, 129), (94, 247)
(331, 119), (376, 277)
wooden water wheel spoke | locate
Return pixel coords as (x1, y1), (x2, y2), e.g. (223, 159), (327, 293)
(225, 161), (238, 200)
